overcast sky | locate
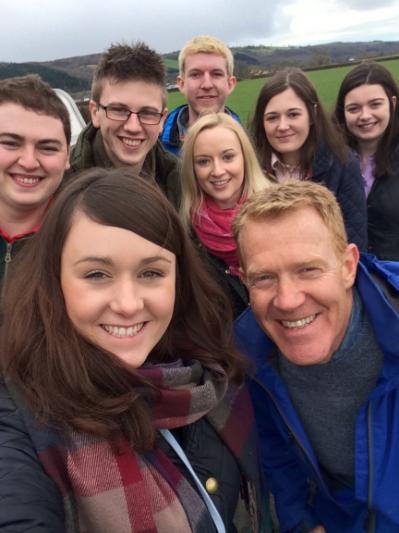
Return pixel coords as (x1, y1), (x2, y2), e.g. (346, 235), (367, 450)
(2, 0), (399, 63)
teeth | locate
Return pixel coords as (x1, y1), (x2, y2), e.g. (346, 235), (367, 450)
(122, 138), (142, 147)
(102, 323), (144, 337)
(281, 314), (316, 329)
(15, 176), (40, 185)
(211, 179), (229, 186)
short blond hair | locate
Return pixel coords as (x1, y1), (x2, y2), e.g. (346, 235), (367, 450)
(179, 35), (234, 76)
(233, 180), (348, 259)
(179, 112), (272, 231)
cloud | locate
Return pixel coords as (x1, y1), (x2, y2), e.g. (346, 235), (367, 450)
(0, 0), (398, 63)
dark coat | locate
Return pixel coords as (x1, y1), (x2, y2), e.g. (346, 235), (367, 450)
(311, 144), (368, 251)
(67, 122), (181, 208)
(196, 242), (249, 319)
(367, 146), (399, 260)
(0, 380), (261, 532)
(0, 232), (35, 292)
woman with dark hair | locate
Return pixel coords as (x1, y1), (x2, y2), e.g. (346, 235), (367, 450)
(333, 62), (399, 260)
(250, 67), (367, 250)
(0, 168), (262, 532)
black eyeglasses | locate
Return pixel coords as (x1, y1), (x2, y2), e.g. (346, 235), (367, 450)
(97, 103), (164, 125)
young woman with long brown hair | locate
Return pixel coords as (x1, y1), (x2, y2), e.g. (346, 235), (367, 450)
(250, 67), (367, 251)
(0, 168), (262, 532)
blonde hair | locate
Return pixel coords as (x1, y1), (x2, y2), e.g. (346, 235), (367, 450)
(179, 35), (234, 76)
(233, 180), (348, 260)
(180, 112), (272, 231)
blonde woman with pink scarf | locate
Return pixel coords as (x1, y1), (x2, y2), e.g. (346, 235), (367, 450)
(180, 113), (272, 317)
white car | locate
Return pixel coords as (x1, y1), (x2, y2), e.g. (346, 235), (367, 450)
(54, 88), (86, 146)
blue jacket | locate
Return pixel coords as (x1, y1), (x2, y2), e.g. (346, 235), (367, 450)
(161, 104), (240, 156)
(311, 144), (367, 252)
(235, 254), (399, 532)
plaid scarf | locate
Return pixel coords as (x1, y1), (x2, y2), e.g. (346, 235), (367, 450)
(32, 360), (261, 532)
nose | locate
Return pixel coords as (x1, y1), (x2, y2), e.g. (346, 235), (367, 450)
(200, 72), (213, 89)
(277, 116), (290, 131)
(109, 279), (144, 316)
(211, 158), (224, 177)
(273, 275), (305, 312)
(18, 146), (40, 170)
(359, 106), (372, 121)
(123, 111), (143, 132)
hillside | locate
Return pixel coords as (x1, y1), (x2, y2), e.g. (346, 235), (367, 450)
(1, 40), (399, 97)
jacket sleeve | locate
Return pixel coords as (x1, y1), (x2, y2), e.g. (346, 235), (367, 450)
(334, 154), (368, 252)
(0, 382), (65, 532)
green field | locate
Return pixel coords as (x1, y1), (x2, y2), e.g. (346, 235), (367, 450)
(167, 58), (399, 125)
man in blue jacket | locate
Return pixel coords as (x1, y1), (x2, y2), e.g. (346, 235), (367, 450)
(161, 35), (239, 156)
(234, 180), (399, 532)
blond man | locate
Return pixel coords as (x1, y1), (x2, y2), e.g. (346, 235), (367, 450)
(234, 180), (399, 532)
(161, 35), (238, 155)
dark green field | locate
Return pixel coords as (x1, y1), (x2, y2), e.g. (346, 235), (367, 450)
(167, 58), (399, 125)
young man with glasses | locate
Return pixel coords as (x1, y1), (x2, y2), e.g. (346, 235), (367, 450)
(68, 42), (180, 207)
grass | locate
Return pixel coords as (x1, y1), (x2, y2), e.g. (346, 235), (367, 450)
(167, 58), (399, 125)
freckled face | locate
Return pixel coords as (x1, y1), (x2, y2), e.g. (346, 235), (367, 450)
(61, 212), (176, 369)
(193, 125), (245, 209)
(240, 207), (359, 365)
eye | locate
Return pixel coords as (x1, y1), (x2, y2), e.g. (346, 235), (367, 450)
(288, 111), (300, 119)
(222, 152), (235, 162)
(194, 157), (210, 166)
(299, 266), (321, 278)
(84, 270), (108, 280)
(39, 145), (61, 154)
(248, 273), (275, 289)
(345, 106), (359, 114)
(264, 115), (277, 123)
(0, 140), (19, 149)
(139, 269), (164, 280)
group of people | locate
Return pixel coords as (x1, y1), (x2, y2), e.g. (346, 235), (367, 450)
(0, 33), (398, 533)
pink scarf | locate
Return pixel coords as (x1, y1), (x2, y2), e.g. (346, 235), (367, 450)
(192, 195), (245, 276)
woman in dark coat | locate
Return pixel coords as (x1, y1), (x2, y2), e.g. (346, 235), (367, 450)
(250, 67), (367, 251)
(333, 61), (399, 260)
(0, 168), (263, 532)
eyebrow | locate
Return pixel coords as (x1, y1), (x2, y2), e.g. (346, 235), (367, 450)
(345, 98), (385, 107)
(73, 255), (173, 267)
(264, 107), (302, 115)
(0, 132), (63, 145)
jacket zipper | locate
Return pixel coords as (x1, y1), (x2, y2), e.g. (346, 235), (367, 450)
(366, 401), (376, 532)
(1, 242), (12, 299)
(252, 376), (332, 497)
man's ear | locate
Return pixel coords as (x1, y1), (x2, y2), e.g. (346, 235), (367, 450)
(341, 243), (360, 289)
(89, 99), (100, 128)
(227, 75), (237, 95)
(176, 74), (185, 95)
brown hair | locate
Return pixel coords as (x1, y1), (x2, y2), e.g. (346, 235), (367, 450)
(234, 179), (348, 263)
(250, 67), (347, 175)
(333, 61), (399, 178)
(0, 74), (71, 145)
(1, 168), (244, 451)
(91, 42), (167, 106)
